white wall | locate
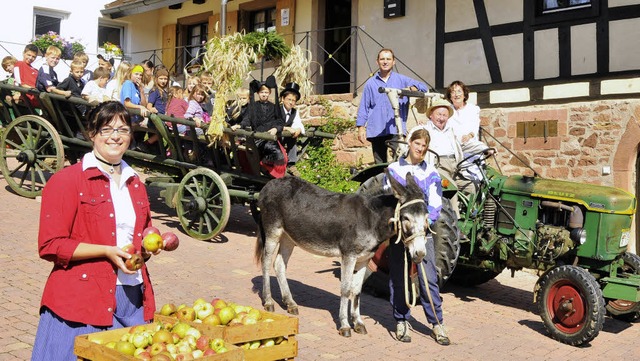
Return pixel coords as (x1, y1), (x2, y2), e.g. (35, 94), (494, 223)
(0, 0), (118, 79)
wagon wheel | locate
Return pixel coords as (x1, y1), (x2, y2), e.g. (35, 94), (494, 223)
(605, 252), (640, 321)
(536, 265), (605, 346)
(0, 115), (64, 198)
(176, 168), (231, 240)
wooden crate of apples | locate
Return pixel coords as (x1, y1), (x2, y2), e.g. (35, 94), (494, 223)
(155, 298), (298, 361)
(74, 320), (243, 360)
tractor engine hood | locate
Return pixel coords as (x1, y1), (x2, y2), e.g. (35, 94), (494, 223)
(500, 175), (636, 215)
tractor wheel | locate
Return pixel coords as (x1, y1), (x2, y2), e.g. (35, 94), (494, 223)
(606, 252), (640, 321)
(357, 173), (460, 286)
(176, 168), (230, 240)
(432, 197), (460, 287)
(536, 265), (605, 346)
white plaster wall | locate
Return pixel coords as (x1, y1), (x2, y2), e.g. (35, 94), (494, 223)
(609, 19), (640, 72)
(444, 0), (478, 32)
(534, 28), (559, 79)
(494, 34), (523, 82)
(355, 0), (436, 90)
(484, 0), (522, 25)
(444, 39), (491, 86)
(571, 23), (597, 76)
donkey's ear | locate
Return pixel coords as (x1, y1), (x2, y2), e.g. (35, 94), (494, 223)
(385, 168), (407, 202)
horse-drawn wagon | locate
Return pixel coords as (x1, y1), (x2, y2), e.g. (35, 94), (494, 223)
(0, 82), (332, 240)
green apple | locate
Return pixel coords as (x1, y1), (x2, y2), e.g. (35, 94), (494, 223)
(159, 303), (177, 316)
(115, 340), (136, 355)
(172, 322), (191, 338)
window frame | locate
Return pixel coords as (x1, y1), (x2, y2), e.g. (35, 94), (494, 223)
(98, 20), (126, 53)
(533, 0), (600, 25)
(249, 7), (277, 33)
(33, 8), (69, 37)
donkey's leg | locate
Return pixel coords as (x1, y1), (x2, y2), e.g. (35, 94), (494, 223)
(350, 260), (369, 335)
(273, 237), (299, 315)
(261, 231), (282, 312)
(338, 256), (358, 337)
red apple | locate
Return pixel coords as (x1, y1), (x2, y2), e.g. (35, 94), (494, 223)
(122, 244), (136, 255)
(125, 254), (144, 271)
(195, 335), (210, 351)
(161, 232), (180, 251)
(203, 348), (217, 356)
(143, 233), (164, 253)
(142, 226), (160, 238)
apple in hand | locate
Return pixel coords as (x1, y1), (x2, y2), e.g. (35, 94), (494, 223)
(143, 233), (163, 253)
(122, 244), (136, 255)
(124, 253), (144, 271)
(142, 226), (160, 238)
(162, 232), (180, 251)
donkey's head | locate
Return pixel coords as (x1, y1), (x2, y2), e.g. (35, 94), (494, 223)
(386, 169), (428, 264)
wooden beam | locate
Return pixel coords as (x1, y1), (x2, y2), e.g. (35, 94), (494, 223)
(473, 0), (501, 83)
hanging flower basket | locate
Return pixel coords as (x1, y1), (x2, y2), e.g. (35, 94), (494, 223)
(31, 31), (85, 60)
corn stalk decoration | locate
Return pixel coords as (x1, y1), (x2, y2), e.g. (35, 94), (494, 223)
(201, 31), (314, 143)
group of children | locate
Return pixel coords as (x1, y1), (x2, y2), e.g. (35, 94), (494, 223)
(1, 44), (305, 177)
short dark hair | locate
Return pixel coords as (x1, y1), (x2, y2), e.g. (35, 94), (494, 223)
(86, 101), (132, 137)
(24, 44), (39, 55)
(280, 89), (299, 101)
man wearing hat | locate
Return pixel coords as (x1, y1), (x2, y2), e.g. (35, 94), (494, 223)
(356, 48), (428, 164)
(419, 97), (491, 217)
(96, 54), (115, 79)
(279, 82), (305, 176)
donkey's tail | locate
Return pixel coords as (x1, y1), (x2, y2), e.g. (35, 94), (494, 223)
(253, 201), (266, 265)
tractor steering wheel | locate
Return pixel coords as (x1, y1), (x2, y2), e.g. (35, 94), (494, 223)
(456, 147), (496, 171)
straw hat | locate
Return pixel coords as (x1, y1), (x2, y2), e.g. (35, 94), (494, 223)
(427, 97), (454, 118)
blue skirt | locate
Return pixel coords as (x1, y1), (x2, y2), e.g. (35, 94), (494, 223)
(31, 284), (146, 361)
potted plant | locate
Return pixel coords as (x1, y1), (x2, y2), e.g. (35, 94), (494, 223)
(31, 31), (85, 60)
(99, 41), (123, 58)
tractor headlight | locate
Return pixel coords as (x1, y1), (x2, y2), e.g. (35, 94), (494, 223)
(570, 228), (587, 244)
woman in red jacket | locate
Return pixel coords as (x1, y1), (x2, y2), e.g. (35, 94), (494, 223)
(32, 101), (156, 360)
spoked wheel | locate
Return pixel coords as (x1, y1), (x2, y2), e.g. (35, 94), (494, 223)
(0, 115), (64, 198)
(606, 252), (640, 321)
(176, 168), (230, 240)
(536, 265), (605, 346)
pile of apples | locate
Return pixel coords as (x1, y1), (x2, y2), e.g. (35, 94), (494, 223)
(159, 298), (272, 327)
(237, 336), (289, 350)
(122, 226), (180, 272)
(93, 321), (231, 360)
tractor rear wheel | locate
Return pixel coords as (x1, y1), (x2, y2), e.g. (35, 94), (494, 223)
(605, 252), (640, 321)
(357, 173), (460, 289)
(536, 265), (605, 346)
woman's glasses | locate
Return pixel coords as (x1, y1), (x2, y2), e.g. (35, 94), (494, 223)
(99, 127), (132, 137)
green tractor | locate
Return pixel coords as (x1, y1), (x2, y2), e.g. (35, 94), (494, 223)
(355, 89), (640, 346)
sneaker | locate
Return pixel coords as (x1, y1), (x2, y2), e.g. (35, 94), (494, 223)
(395, 321), (411, 343)
(431, 324), (450, 346)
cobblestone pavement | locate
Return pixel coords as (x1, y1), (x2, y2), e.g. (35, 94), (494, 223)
(0, 174), (639, 361)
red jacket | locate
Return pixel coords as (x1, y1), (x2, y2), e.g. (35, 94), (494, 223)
(38, 162), (156, 326)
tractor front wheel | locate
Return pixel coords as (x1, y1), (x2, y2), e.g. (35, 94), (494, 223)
(536, 265), (605, 346)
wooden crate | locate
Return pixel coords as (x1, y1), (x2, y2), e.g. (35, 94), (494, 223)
(74, 323), (243, 361)
(154, 311), (298, 360)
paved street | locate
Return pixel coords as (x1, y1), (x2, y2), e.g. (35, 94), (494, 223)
(0, 173), (639, 361)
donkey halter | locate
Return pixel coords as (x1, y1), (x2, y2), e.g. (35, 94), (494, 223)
(390, 198), (427, 245)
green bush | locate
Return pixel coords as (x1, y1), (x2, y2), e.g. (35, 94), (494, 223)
(298, 100), (359, 193)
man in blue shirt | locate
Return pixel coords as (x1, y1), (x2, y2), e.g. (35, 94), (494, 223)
(356, 48), (427, 164)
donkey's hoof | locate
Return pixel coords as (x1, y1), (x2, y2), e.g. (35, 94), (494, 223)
(287, 306), (299, 315)
(264, 304), (275, 312)
(354, 323), (368, 335)
(339, 328), (352, 337)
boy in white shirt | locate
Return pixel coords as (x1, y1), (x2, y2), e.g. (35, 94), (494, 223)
(81, 67), (110, 103)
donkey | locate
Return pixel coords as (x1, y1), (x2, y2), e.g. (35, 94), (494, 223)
(255, 169), (428, 337)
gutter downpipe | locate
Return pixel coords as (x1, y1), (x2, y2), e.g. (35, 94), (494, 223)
(221, 0), (229, 36)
